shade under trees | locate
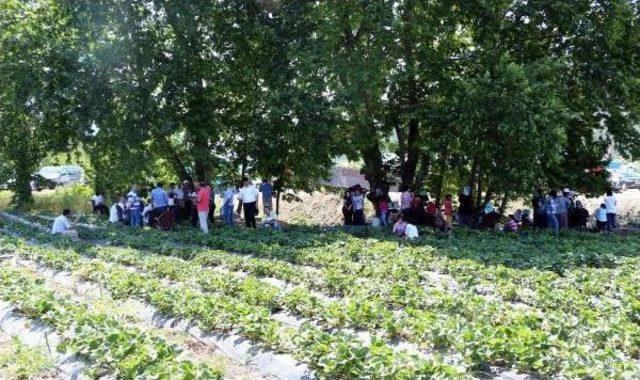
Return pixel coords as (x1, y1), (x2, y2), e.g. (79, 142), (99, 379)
(1, 0), (639, 210)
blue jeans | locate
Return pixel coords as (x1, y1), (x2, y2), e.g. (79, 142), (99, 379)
(546, 214), (559, 235)
(130, 208), (142, 227)
(380, 210), (389, 226)
(223, 204), (234, 226)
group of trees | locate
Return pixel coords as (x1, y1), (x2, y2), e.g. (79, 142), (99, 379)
(1, 0), (639, 209)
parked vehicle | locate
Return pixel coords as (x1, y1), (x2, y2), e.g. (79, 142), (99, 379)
(37, 165), (84, 187)
(30, 173), (58, 191)
(612, 166), (640, 190)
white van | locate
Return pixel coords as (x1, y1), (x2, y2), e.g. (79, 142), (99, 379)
(38, 165), (84, 187)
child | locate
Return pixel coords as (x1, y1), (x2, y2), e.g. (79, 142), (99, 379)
(142, 198), (153, 226)
(393, 213), (408, 237)
(378, 195), (390, 226)
(595, 203), (608, 232)
(504, 214), (518, 232)
(261, 205), (281, 230)
(443, 194), (453, 231)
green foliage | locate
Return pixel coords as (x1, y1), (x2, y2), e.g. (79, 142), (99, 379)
(0, 336), (54, 380)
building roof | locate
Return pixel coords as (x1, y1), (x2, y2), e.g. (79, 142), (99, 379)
(320, 166), (370, 190)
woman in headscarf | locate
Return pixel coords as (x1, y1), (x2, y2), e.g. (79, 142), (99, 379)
(480, 202), (499, 230)
(457, 186), (473, 227)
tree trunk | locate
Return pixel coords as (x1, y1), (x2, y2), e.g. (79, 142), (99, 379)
(361, 136), (388, 204)
(399, 118), (420, 191)
(498, 192), (510, 215)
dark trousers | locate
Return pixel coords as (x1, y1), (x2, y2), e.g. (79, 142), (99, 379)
(353, 209), (365, 225)
(606, 213), (617, 231)
(243, 201), (257, 228)
(93, 204), (108, 215)
(534, 212), (547, 229)
(208, 204), (216, 225)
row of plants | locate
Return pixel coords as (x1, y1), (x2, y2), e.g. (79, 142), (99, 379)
(5, 214), (639, 373)
(0, 264), (222, 379)
(3, 217), (640, 378)
(0, 234), (461, 379)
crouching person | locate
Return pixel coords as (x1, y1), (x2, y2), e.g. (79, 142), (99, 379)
(261, 206), (281, 230)
(52, 209), (78, 240)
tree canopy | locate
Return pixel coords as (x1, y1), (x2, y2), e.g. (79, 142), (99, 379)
(1, 0), (639, 208)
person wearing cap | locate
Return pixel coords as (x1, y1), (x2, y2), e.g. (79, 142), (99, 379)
(457, 186), (473, 227)
(351, 184), (366, 225)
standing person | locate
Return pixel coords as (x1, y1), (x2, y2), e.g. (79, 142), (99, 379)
(595, 203), (608, 232)
(208, 182), (216, 226)
(196, 180), (211, 233)
(400, 186), (414, 213)
(604, 190), (617, 231)
(222, 184), (235, 226)
(127, 185), (143, 227)
(351, 185), (366, 225)
(457, 186), (473, 227)
(532, 188), (547, 229)
(51, 209), (78, 239)
(150, 182), (169, 225)
(238, 177), (259, 228)
(555, 189), (570, 229)
(178, 180), (191, 222)
(259, 179), (273, 213)
(443, 194), (454, 231)
(545, 191), (559, 235)
(342, 188), (353, 226)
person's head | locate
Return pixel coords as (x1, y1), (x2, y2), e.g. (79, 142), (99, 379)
(463, 186), (471, 196)
(397, 213), (405, 222)
(62, 209), (72, 217)
(156, 182), (163, 189)
(606, 190), (613, 197)
(508, 214), (515, 221)
(242, 177), (249, 186)
(131, 184), (138, 191)
(182, 180), (190, 187)
(563, 188), (570, 196)
(353, 185), (362, 195)
(600, 203), (606, 209)
(556, 190), (563, 197)
(199, 180), (206, 188)
(262, 178), (269, 183)
(168, 192), (175, 199)
(484, 202), (494, 214)
(445, 194), (452, 201)
(264, 205), (271, 213)
(118, 196), (126, 204)
(194, 182), (201, 191)
(169, 183), (176, 189)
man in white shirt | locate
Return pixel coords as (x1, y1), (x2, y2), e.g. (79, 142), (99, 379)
(51, 209), (78, 239)
(238, 177), (259, 228)
(604, 190), (617, 230)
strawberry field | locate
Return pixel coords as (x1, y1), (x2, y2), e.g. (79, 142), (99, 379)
(0, 212), (639, 379)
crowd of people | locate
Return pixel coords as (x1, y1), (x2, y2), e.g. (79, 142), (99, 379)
(85, 177), (280, 234)
(341, 184), (620, 240)
(51, 179), (620, 240)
